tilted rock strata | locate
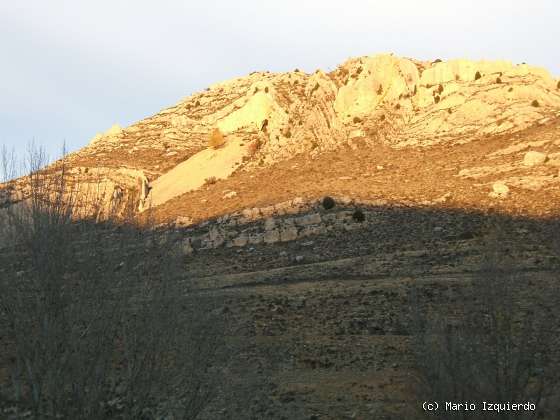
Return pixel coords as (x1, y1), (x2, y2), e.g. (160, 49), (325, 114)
(4, 54), (560, 213)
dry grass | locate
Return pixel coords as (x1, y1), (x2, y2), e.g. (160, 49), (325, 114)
(208, 128), (226, 149)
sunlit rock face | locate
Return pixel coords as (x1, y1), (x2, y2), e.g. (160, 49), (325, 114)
(3, 54), (560, 213)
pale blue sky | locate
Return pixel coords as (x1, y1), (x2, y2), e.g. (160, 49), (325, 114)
(1, 0), (558, 160)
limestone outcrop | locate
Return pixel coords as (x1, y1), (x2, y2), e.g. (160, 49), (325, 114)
(4, 54), (560, 213)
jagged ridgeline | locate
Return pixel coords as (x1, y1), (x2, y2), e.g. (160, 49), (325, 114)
(2, 54), (559, 215)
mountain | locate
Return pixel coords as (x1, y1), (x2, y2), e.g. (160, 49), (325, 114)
(3, 54), (560, 221)
(2, 54), (560, 419)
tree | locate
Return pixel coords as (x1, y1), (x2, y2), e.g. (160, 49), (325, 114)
(0, 145), (224, 419)
(410, 218), (560, 419)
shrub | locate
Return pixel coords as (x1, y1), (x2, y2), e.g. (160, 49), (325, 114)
(352, 209), (365, 222)
(433, 58), (442, 63)
(377, 84), (383, 95)
(434, 95), (441, 104)
(395, 103), (401, 110)
(264, 86), (269, 93)
(322, 196), (335, 210)
(247, 139), (261, 156)
(496, 77), (502, 84)
(475, 71), (482, 80)
(261, 119), (269, 132)
(437, 84), (444, 94)
(208, 128), (225, 149)
(204, 176), (217, 185)
(353, 116), (362, 123)
(557, 80), (560, 89)
(531, 99), (540, 107)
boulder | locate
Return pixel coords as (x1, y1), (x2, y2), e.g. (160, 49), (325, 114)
(175, 216), (194, 227)
(264, 229), (280, 244)
(280, 226), (298, 242)
(523, 151), (548, 167)
(223, 191), (238, 199)
(489, 182), (509, 199)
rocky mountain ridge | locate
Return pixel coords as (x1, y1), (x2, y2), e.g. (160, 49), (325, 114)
(2, 54), (560, 219)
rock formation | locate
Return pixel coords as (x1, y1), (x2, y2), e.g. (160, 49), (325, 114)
(2, 54), (559, 216)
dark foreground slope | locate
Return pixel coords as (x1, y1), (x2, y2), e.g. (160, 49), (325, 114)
(1, 197), (560, 419)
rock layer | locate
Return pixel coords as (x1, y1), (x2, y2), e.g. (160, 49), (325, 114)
(3, 54), (560, 213)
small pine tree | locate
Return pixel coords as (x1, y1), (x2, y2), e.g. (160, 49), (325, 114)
(352, 209), (365, 222)
(322, 196), (336, 210)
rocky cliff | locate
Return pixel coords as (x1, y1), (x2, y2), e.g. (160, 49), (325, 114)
(2, 54), (560, 218)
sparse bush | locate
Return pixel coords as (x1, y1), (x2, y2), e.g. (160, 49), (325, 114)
(247, 139), (261, 156)
(475, 71), (482, 80)
(557, 80), (560, 89)
(311, 83), (320, 94)
(395, 103), (401, 110)
(496, 76), (502, 84)
(261, 119), (269, 132)
(208, 128), (226, 149)
(264, 86), (269, 93)
(353, 116), (362, 124)
(322, 196), (335, 210)
(204, 176), (217, 185)
(352, 209), (365, 222)
(434, 95), (441, 104)
(447, 108), (452, 114)
(377, 84), (383, 95)
(531, 99), (540, 107)
(437, 84), (444, 94)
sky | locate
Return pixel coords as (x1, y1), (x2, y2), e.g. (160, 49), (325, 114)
(1, 0), (558, 161)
